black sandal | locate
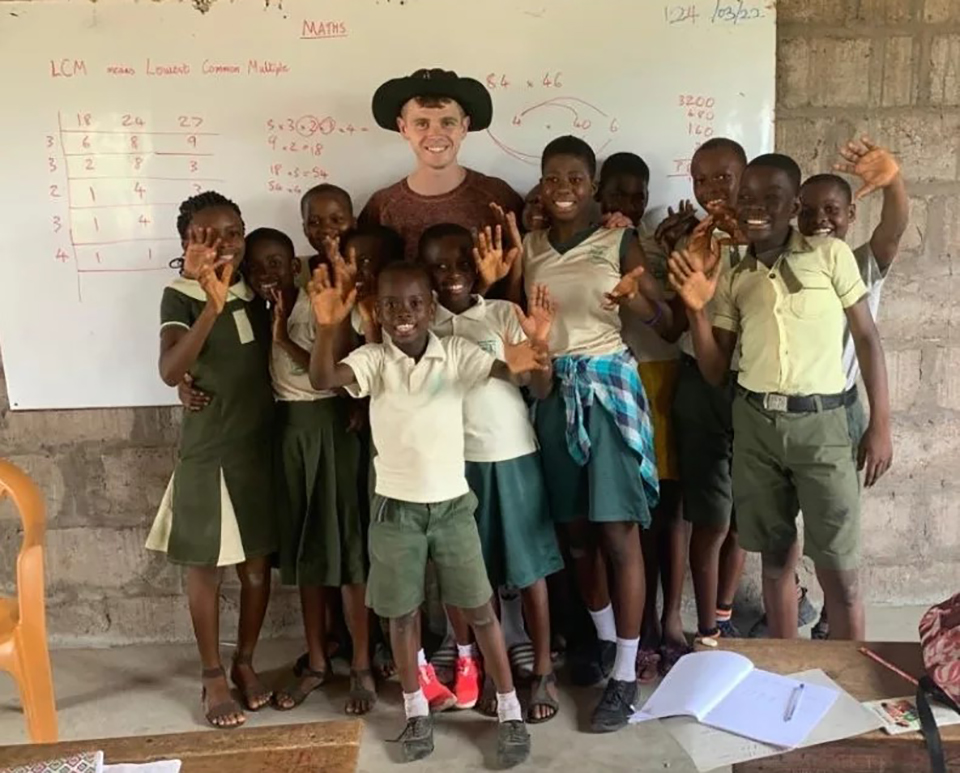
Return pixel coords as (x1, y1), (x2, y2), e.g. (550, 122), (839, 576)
(201, 666), (245, 729)
(230, 653), (273, 712)
(345, 668), (378, 716)
(273, 653), (329, 711)
(526, 671), (560, 724)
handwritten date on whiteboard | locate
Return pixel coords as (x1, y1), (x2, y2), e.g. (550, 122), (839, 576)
(663, 0), (766, 25)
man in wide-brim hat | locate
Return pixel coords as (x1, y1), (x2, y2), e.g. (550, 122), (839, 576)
(359, 68), (522, 265)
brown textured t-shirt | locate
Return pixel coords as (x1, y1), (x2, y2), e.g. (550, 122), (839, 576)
(358, 168), (523, 261)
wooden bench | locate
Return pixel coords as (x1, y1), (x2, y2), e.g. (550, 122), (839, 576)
(0, 719), (362, 773)
(718, 639), (960, 772)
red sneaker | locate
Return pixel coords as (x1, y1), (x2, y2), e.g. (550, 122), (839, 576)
(454, 655), (482, 709)
(419, 662), (456, 712)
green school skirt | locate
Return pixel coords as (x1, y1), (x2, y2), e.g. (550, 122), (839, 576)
(465, 453), (564, 590)
(276, 398), (366, 587)
(535, 388), (653, 528)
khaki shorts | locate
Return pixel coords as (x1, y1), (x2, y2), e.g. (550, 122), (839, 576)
(731, 393), (861, 570)
(366, 491), (493, 619)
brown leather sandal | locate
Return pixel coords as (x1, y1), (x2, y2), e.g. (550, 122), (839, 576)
(201, 666), (245, 729)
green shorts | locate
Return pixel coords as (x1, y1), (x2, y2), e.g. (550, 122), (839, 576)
(731, 392), (861, 570)
(673, 356), (736, 530)
(535, 388), (653, 527)
(366, 491), (492, 618)
(845, 387), (867, 450)
(465, 453), (564, 590)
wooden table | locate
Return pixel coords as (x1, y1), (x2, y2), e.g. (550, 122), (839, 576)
(0, 720), (362, 772)
(719, 639), (960, 772)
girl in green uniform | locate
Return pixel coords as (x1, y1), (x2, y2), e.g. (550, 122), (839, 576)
(147, 191), (277, 729)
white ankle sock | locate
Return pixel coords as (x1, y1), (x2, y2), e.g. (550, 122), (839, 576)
(497, 689), (523, 723)
(499, 589), (530, 647)
(417, 649), (427, 667)
(457, 643), (478, 659)
(588, 604), (617, 643)
(612, 637), (639, 682)
(403, 688), (429, 719)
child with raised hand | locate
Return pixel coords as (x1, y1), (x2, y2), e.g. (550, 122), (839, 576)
(661, 138), (752, 646)
(307, 260), (545, 766)
(147, 191), (276, 729)
(418, 223), (564, 723)
(234, 227), (373, 716)
(301, 183), (356, 273)
(524, 135), (673, 732)
(798, 136), (908, 639)
(596, 151), (688, 679)
(669, 153), (893, 642)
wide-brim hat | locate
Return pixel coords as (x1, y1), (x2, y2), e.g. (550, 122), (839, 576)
(372, 68), (492, 132)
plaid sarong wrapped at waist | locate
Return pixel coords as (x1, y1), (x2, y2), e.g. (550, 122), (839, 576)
(553, 349), (660, 506)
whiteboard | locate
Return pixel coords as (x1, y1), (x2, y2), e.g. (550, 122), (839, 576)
(0, 0), (774, 409)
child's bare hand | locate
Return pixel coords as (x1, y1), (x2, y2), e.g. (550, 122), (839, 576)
(177, 373), (211, 412)
(515, 283), (556, 347)
(835, 136), (900, 200)
(683, 213), (744, 278)
(346, 399), (369, 433)
(602, 265), (646, 310)
(668, 249), (720, 312)
(655, 199), (698, 253)
(308, 264), (355, 327)
(501, 337), (550, 374)
(269, 288), (291, 343)
(183, 226), (228, 279)
(473, 223), (520, 291)
(357, 293), (377, 330)
(325, 236), (359, 300)
(601, 211), (635, 229)
(858, 421), (893, 487)
(198, 262), (234, 315)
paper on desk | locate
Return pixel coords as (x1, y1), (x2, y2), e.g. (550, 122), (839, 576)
(703, 668), (838, 748)
(101, 763), (180, 773)
(662, 669), (883, 772)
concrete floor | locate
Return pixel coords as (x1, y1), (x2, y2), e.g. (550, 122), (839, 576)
(0, 604), (928, 772)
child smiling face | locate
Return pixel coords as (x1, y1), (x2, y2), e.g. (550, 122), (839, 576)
(420, 227), (476, 312)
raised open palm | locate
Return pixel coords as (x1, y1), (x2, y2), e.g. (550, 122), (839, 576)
(515, 283), (556, 347)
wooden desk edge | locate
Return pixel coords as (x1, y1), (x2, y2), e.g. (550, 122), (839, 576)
(0, 720), (363, 767)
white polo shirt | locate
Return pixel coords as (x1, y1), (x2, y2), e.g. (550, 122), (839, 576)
(341, 332), (495, 503)
(842, 242), (886, 390)
(271, 289), (335, 401)
(432, 297), (539, 463)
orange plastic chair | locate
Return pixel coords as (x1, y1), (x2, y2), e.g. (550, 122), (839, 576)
(0, 459), (58, 743)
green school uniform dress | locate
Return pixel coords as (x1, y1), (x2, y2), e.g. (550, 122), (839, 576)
(146, 276), (277, 567)
(272, 290), (365, 587)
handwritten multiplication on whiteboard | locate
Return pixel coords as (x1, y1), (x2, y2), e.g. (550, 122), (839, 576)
(485, 72), (564, 90)
(48, 110), (220, 285)
(663, 0), (767, 25)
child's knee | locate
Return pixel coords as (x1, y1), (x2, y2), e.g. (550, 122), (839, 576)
(238, 566), (268, 589)
(820, 569), (861, 608)
(760, 550), (794, 580)
(461, 602), (497, 629)
(390, 610), (419, 633)
(600, 523), (637, 567)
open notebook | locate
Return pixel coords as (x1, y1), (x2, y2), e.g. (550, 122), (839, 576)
(635, 651), (839, 748)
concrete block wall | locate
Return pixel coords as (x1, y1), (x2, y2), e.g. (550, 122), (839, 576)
(776, 0), (960, 603)
(1, 0), (958, 645)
